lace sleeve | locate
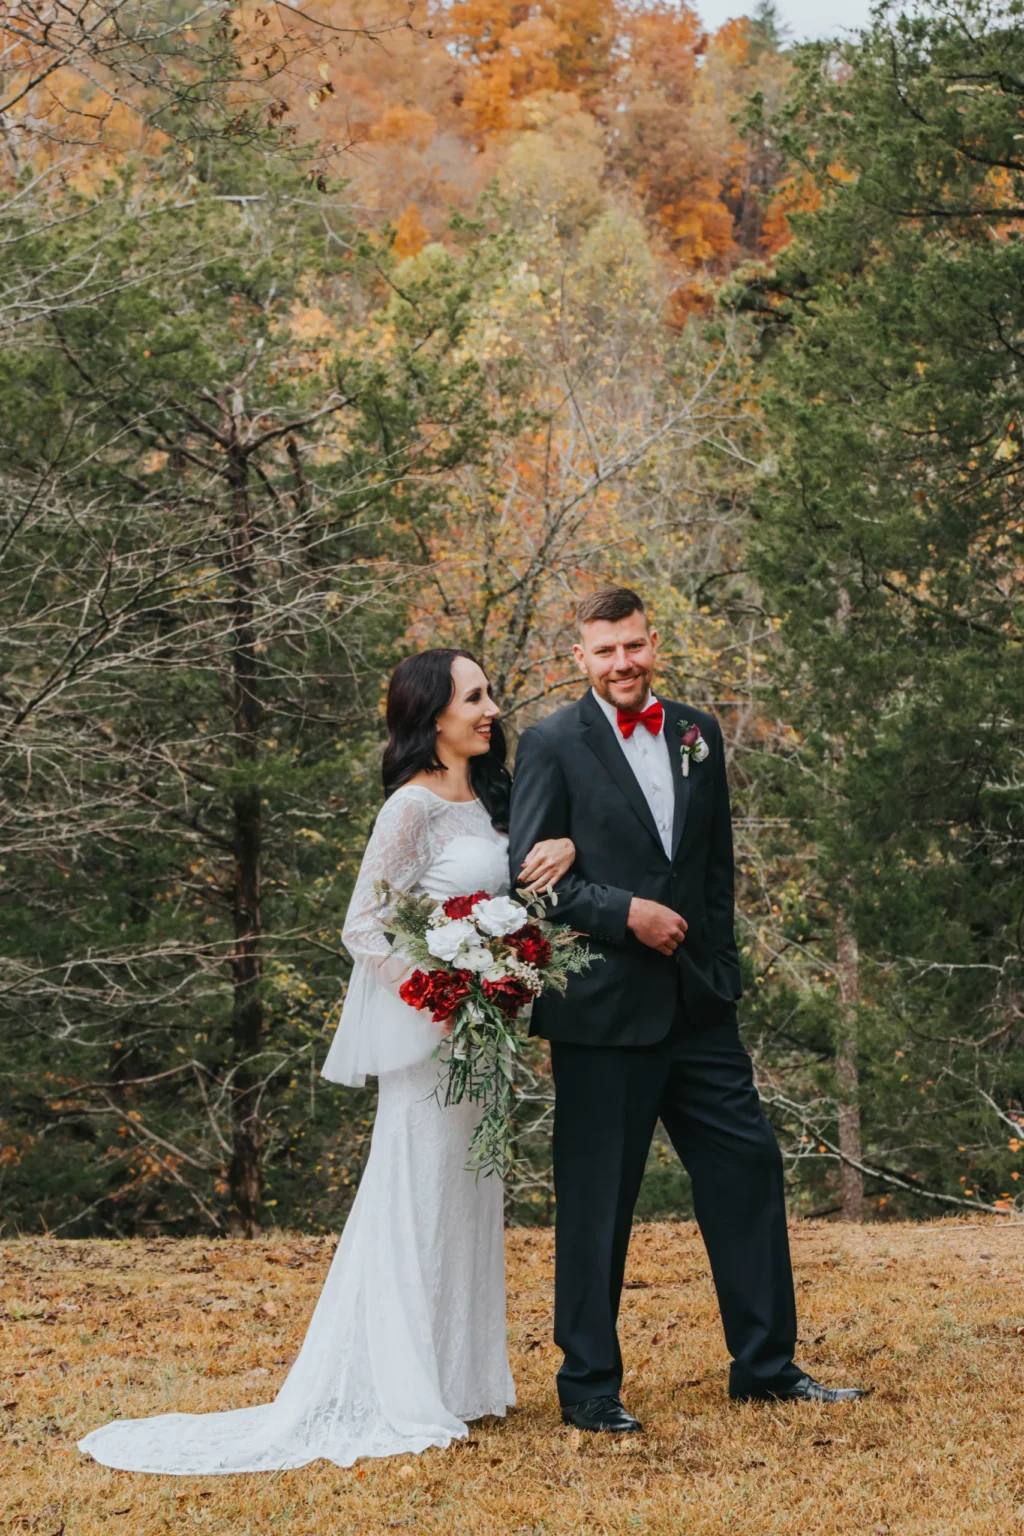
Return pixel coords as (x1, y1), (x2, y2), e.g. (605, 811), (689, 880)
(341, 790), (434, 995)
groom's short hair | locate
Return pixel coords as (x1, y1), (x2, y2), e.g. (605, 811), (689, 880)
(575, 586), (647, 633)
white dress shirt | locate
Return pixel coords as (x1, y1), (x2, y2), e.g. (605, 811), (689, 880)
(592, 688), (675, 858)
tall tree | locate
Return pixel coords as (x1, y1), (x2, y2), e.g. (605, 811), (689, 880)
(0, 133), (506, 1235)
(742, 0), (1024, 1215)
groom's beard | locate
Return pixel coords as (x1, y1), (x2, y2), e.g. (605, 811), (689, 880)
(594, 669), (654, 711)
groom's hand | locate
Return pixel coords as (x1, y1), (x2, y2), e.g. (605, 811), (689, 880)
(627, 898), (687, 955)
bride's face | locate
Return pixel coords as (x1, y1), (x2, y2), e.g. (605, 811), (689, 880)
(436, 657), (501, 761)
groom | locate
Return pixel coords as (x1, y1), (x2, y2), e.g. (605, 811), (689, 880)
(508, 586), (863, 1433)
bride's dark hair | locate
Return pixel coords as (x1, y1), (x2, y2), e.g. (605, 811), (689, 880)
(381, 649), (511, 832)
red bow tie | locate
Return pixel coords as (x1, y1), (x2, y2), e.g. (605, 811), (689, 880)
(616, 701), (664, 739)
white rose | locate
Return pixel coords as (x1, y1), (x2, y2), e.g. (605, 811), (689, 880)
(459, 945), (495, 974)
(693, 737), (710, 763)
(472, 896), (528, 938)
(425, 919), (477, 963)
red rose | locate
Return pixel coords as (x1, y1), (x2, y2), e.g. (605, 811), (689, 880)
(508, 923), (551, 969)
(482, 975), (533, 1016)
(442, 890), (492, 919)
(399, 969), (435, 1011)
(428, 969), (472, 1023)
(399, 967), (470, 1022)
(681, 723), (701, 748)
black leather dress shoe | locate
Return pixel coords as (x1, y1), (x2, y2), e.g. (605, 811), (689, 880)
(731, 1373), (867, 1404)
(561, 1395), (643, 1433)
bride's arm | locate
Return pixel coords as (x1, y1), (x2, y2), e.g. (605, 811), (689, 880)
(517, 836), (575, 894)
(324, 791), (440, 1085)
(341, 791), (433, 997)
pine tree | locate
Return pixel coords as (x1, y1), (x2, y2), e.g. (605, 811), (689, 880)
(0, 136), (505, 1234)
(743, 0), (1024, 1214)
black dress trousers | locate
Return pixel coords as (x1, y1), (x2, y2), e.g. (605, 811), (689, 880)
(548, 1005), (800, 1404)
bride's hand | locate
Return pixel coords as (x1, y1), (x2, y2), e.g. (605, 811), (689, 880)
(519, 836), (575, 894)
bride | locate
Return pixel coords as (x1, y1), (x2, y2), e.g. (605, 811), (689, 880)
(78, 648), (574, 1474)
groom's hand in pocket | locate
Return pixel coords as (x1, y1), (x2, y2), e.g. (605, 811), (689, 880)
(627, 898), (687, 955)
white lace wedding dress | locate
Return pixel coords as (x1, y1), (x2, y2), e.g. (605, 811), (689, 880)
(78, 786), (515, 1473)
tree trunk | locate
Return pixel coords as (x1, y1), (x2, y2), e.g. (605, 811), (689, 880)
(227, 459), (264, 1237)
(834, 901), (863, 1222)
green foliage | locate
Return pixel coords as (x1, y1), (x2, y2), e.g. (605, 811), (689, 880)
(8, 0), (1023, 1236)
(0, 129), (521, 1235)
(740, 0), (1024, 1215)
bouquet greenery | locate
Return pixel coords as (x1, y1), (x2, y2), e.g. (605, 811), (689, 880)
(374, 882), (599, 1178)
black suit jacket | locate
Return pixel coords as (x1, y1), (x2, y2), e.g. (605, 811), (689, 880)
(507, 689), (743, 1047)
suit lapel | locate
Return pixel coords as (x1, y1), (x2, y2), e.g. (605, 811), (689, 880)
(664, 700), (692, 861)
(577, 690), (665, 858)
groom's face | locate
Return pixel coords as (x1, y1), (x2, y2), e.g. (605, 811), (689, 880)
(573, 612), (658, 711)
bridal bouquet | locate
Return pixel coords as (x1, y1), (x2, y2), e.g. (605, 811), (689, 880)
(374, 883), (598, 1178)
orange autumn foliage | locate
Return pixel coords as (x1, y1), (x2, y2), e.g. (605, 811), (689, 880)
(442, 0), (617, 140)
(597, 7), (792, 296)
(4, 0), (798, 336)
(204, 0), (795, 286)
(393, 202), (432, 258)
(761, 171), (824, 256)
(444, 0), (568, 140)
(608, 4), (725, 264)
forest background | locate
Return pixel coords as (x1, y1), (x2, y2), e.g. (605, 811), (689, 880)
(1, 0), (1021, 1240)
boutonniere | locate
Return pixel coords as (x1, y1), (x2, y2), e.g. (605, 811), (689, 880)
(678, 719), (710, 778)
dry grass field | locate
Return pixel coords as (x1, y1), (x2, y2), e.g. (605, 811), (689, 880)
(3, 1219), (1023, 1536)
